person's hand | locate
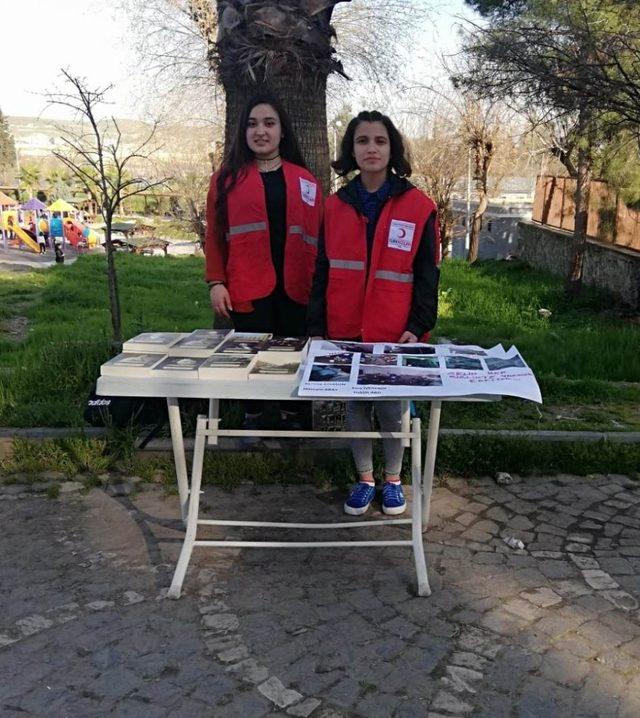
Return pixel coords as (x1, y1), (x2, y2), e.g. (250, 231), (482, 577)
(398, 331), (418, 344)
(210, 284), (233, 319)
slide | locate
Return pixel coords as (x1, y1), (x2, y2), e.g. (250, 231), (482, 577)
(63, 219), (84, 247)
(12, 224), (40, 254)
(63, 219), (99, 248)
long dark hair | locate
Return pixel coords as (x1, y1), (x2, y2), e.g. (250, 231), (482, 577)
(215, 93), (306, 233)
(332, 110), (412, 178)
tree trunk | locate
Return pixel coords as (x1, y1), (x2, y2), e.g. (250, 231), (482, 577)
(566, 119), (592, 296)
(467, 191), (487, 264)
(466, 139), (493, 264)
(223, 73), (330, 191)
(104, 217), (123, 348)
(439, 205), (454, 261)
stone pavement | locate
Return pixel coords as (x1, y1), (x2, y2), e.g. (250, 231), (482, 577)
(1, 472), (639, 717)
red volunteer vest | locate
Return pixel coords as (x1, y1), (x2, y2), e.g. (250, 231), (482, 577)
(325, 188), (438, 343)
(224, 161), (321, 305)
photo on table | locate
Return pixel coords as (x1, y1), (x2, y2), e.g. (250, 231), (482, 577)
(313, 352), (354, 366)
(321, 341), (375, 354)
(309, 364), (352, 382)
(361, 353), (400, 366)
(444, 356), (484, 371)
(357, 366), (443, 387)
(485, 355), (526, 371)
(448, 346), (487, 356)
(382, 344), (436, 355)
(401, 355), (440, 369)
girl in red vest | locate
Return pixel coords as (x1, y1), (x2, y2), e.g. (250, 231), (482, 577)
(308, 110), (440, 516)
(205, 94), (322, 431)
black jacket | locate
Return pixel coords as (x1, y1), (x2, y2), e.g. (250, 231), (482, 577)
(307, 173), (440, 338)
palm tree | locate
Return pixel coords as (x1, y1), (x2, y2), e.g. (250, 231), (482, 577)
(18, 163), (41, 201)
(44, 167), (75, 201)
(188, 0), (350, 189)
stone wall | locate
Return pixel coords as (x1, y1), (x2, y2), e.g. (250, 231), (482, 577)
(518, 220), (640, 309)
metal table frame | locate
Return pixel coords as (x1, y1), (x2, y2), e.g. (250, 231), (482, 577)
(96, 375), (459, 599)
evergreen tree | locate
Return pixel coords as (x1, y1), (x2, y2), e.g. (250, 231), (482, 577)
(0, 108), (17, 179)
(458, 0), (640, 294)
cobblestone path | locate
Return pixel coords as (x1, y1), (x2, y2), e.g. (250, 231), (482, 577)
(1, 473), (639, 717)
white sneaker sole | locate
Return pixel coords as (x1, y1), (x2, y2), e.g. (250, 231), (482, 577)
(382, 503), (407, 516)
(344, 502), (371, 516)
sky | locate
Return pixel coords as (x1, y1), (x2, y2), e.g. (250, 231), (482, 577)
(0, 0), (476, 122)
(1, 0), (139, 119)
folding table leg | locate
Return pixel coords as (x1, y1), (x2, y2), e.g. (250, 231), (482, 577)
(422, 400), (442, 529)
(167, 397), (189, 523)
(207, 399), (219, 446)
(410, 418), (431, 596)
(168, 415), (207, 599)
(401, 400), (411, 448)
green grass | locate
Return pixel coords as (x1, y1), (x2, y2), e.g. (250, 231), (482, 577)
(0, 254), (638, 438)
(0, 253), (211, 426)
(432, 260), (640, 432)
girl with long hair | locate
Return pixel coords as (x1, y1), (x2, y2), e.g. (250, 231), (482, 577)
(308, 110), (440, 516)
(205, 93), (322, 431)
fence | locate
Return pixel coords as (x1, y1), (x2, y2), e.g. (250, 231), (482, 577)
(532, 175), (640, 252)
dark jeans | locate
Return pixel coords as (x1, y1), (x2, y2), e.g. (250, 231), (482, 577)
(231, 287), (308, 419)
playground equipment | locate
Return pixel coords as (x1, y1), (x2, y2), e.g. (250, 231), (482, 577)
(63, 218), (99, 248)
(0, 190), (19, 250)
(10, 223), (40, 253)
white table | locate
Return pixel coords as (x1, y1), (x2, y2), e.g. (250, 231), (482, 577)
(97, 374), (490, 599)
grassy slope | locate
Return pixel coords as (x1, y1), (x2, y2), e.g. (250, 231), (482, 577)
(0, 254), (638, 432)
(0, 253), (211, 426)
(433, 260), (640, 432)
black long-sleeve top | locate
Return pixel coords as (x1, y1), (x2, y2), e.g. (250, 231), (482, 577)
(307, 173), (440, 338)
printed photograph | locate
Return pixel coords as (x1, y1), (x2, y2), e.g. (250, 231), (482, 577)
(233, 333), (271, 342)
(218, 341), (264, 354)
(263, 336), (308, 351)
(313, 352), (353, 366)
(309, 364), (352, 382)
(444, 356), (484, 370)
(402, 355), (440, 369)
(361, 353), (400, 366)
(115, 354), (160, 366)
(153, 356), (205, 372)
(485, 355), (526, 371)
(202, 355), (253, 368)
(357, 366), (443, 387)
(448, 346), (487, 356)
(162, 358), (200, 368)
(321, 341), (375, 354)
(382, 344), (436, 355)
(252, 362), (298, 375)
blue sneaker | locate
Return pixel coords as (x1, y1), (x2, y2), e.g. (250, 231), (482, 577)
(344, 482), (376, 516)
(382, 482), (406, 515)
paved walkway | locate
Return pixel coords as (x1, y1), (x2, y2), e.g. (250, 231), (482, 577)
(1, 473), (639, 717)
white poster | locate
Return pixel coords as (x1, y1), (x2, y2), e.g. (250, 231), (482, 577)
(297, 340), (542, 403)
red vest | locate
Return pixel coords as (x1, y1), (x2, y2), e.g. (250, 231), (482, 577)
(223, 161), (321, 305)
(325, 188), (438, 343)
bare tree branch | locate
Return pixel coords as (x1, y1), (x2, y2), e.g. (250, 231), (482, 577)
(46, 71), (170, 347)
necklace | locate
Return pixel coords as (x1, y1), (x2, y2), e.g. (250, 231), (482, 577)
(256, 154), (282, 173)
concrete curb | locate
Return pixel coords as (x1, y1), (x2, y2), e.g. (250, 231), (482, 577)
(1, 427), (640, 460)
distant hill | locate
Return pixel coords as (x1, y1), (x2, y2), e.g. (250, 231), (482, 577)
(7, 116), (219, 164)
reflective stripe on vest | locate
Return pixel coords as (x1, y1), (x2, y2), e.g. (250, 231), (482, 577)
(329, 259), (365, 270)
(374, 269), (413, 283)
(226, 221), (268, 241)
(289, 225), (318, 248)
